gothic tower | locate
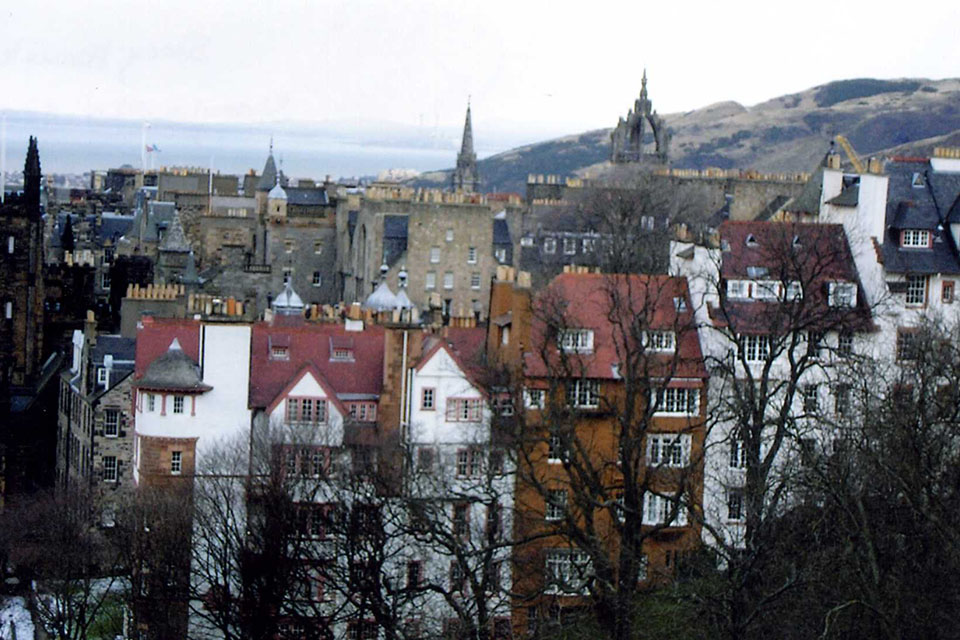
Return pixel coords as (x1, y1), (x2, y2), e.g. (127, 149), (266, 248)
(452, 102), (480, 193)
(0, 137), (45, 391)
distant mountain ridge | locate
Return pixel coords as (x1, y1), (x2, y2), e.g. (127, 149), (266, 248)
(411, 77), (960, 194)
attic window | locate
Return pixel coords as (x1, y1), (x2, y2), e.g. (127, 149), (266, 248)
(745, 234), (758, 247)
(901, 229), (931, 248)
(674, 297), (687, 312)
(792, 235), (802, 247)
(330, 336), (355, 361)
(271, 346), (289, 360)
(332, 348), (353, 361)
(912, 172), (925, 188)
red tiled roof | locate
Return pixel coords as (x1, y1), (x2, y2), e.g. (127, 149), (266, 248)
(415, 327), (489, 391)
(134, 318), (201, 380)
(523, 272), (707, 381)
(250, 319), (385, 408)
(719, 221), (858, 281)
(716, 221), (874, 333)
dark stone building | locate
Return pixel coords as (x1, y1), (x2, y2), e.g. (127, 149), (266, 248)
(611, 70), (671, 165)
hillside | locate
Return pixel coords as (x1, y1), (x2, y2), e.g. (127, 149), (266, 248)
(411, 77), (960, 194)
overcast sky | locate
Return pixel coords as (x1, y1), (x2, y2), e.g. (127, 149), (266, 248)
(2, 0), (958, 142)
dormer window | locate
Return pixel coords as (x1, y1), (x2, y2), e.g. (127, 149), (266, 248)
(271, 346), (289, 360)
(97, 367), (109, 387)
(745, 234), (758, 247)
(559, 329), (594, 353)
(792, 235), (802, 248)
(330, 336), (355, 361)
(828, 282), (858, 307)
(912, 172), (925, 188)
(332, 348), (352, 361)
(901, 229), (931, 248)
(785, 281), (803, 301)
(644, 331), (675, 352)
(726, 280), (749, 299)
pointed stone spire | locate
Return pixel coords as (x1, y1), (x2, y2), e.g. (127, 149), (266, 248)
(23, 136), (41, 218)
(452, 100), (480, 193)
(160, 211), (191, 253)
(460, 98), (474, 157)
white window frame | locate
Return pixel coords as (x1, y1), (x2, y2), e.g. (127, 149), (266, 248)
(547, 430), (566, 463)
(545, 549), (592, 595)
(470, 272), (481, 289)
(524, 388), (545, 409)
(905, 275), (927, 306)
(171, 450), (182, 475)
(97, 367), (109, 387)
(543, 237), (556, 254)
(173, 395), (185, 414)
(563, 238), (577, 255)
(495, 247), (507, 263)
(741, 334), (771, 363)
(726, 280), (749, 299)
(828, 282), (858, 307)
(654, 388), (699, 416)
(785, 281), (803, 301)
(104, 409), (119, 437)
(545, 490), (567, 521)
(726, 489), (745, 522)
(753, 280), (782, 300)
(430, 246), (440, 263)
(467, 246), (477, 264)
(729, 438), (747, 469)
(312, 272), (322, 287)
(644, 330), (675, 352)
(646, 433), (691, 467)
(446, 229), (454, 242)
(582, 237), (595, 252)
(425, 271), (436, 290)
(147, 394), (156, 413)
(566, 379), (600, 408)
(902, 229), (931, 248)
(103, 456), (118, 483)
(443, 271), (454, 290)
(642, 493), (687, 526)
(6, 236), (13, 254)
(559, 329), (594, 353)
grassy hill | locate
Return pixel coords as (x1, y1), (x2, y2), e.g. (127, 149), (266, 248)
(410, 77), (960, 194)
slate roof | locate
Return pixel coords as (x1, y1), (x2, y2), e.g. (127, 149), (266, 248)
(383, 215), (408, 239)
(524, 272), (707, 381)
(249, 320), (385, 408)
(137, 337), (211, 392)
(285, 187), (329, 206)
(257, 154), (278, 191)
(881, 160), (960, 275)
(826, 184), (858, 207)
(99, 213), (134, 243)
(493, 218), (511, 245)
(93, 335), (136, 364)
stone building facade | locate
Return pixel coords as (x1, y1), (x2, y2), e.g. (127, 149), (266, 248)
(337, 186), (523, 320)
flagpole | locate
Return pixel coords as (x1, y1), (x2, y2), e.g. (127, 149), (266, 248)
(1, 113), (6, 204)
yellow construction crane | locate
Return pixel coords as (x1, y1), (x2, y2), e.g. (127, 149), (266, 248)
(834, 135), (866, 174)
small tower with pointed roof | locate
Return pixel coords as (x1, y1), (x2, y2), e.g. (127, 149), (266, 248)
(452, 101), (480, 193)
(155, 211), (192, 284)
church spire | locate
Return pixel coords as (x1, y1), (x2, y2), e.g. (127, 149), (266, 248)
(452, 100), (479, 193)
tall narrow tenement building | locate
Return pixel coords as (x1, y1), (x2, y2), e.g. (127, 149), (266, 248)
(452, 101), (480, 193)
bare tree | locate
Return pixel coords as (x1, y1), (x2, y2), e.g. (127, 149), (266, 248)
(492, 270), (707, 640)
(0, 488), (124, 640)
(677, 221), (875, 639)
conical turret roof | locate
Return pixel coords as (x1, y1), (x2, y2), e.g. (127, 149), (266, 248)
(138, 338), (212, 392)
(257, 145), (278, 191)
(363, 280), (400, 312)
(159, 211), (191, 253)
